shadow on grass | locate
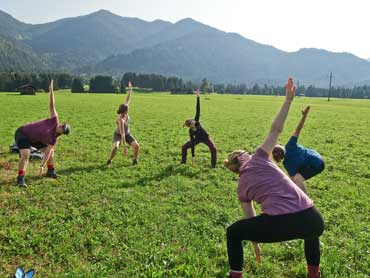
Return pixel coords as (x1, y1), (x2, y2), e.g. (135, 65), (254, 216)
(0, 175), (44, 187)
(57, 163), (107, 175)
(0, 163), (107, 187)
(119, 164), (200, 188)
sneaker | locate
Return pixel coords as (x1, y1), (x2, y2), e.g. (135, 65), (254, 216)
(132, 159), (138, 165)
(17, 175), (27, 187)
(46, 169), (60, 179)
(107, 159), (112, 167)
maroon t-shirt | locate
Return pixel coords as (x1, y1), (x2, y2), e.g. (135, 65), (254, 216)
(22, 117), (59, 146)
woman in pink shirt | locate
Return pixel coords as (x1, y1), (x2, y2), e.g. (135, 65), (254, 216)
(224, 78), (324, 278)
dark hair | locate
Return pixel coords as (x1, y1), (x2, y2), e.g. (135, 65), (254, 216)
(117, 104), (128, 114)
(272, 145), (285, 162)
(63, 124), (71, 135)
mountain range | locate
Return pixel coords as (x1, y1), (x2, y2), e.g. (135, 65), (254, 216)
(1, 9), (370, 87)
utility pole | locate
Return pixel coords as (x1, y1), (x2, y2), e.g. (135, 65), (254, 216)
(328, 72), (332, 101)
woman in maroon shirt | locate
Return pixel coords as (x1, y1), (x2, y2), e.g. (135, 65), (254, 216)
(15, 79), (70, 187)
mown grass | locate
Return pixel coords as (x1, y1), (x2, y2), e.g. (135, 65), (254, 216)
(0, 91), (369, 277)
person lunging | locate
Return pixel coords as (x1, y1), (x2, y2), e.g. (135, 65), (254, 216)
(224, 78), (324, 278)
(15, 79), (70, 187)
(107, 81), (140, 166)
(182, 90), (217, 168)
(272, 106), (325, 193)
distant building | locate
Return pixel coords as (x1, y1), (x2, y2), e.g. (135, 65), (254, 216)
(18, 84), (37, 95)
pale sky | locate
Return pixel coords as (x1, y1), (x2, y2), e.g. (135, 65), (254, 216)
(1, 0), (369, 59)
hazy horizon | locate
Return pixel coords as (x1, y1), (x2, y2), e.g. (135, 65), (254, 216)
(1, 0), (370, 60)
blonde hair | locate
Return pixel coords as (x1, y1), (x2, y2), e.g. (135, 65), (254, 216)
(224, 150), (246, 173)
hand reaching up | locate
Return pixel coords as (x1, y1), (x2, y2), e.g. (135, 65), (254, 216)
(285, 78), (296, 103)
(49, 79), (54, 92)
(302, 106), (310, 116)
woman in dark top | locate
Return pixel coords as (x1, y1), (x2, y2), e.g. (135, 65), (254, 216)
(181, 90), (217, 168)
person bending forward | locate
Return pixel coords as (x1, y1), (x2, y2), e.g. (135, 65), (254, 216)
(224, 78), (324, 278)
(272, 106), (325, 193)
(15, 79), (70, 187)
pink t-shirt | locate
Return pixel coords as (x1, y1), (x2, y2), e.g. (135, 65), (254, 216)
(238, 148), (313, 215)
(22, 116), (59, 146)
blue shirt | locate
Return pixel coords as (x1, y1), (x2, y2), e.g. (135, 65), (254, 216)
(283, 136), (323, 176)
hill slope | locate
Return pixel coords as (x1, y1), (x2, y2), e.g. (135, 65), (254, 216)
(1, 9), (370, 86)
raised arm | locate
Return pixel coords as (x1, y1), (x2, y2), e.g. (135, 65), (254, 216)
(293, 106), (310, 137)
(194, 90), (200, 122)
(260, 78), (295, 154)
(125, 81), (132, 106)
(49, 79), (58, 118)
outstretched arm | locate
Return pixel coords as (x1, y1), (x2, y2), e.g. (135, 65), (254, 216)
(293, 106), (310, 137)
(118, 118), (128, 155)
(38, 145), (54, 176)
(194, 90), (200, 122)
(260, 78), (295, 154)
(241, 201), (262, 263)
(49, 79), (58, 118)
(125, 81), (132, 106)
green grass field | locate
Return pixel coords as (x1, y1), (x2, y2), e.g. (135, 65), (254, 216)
(0, 91), (369, 277)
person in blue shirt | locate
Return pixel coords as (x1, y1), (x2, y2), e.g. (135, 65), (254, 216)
(272, 106), (325, 193)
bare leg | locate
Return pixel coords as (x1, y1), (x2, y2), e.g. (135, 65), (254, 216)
(131, 140), (140, 163)
(17, 149), (30, 186)
(108, 141), (120, 164)
(292, 173), (307, 193)
(18, 149), (30, 173)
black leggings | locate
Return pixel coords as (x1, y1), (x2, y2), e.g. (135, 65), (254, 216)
(181, 137), (217, 167)
(226, 207), (324, 271)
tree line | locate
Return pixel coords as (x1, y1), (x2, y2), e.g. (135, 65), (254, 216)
(0, 71), (370, 99)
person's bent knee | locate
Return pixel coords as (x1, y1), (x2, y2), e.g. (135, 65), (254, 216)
(134, 142), (140, 149)
(20, 150), (30, 160)
(226, 223), (240, 241)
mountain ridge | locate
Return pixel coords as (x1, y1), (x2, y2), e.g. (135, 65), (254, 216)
(0, 9), (370, 87)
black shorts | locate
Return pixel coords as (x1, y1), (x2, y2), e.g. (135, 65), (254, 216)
(298, 160), (325, 180)
(113, 132), (136, 145)
(15, 127), (47, 150)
